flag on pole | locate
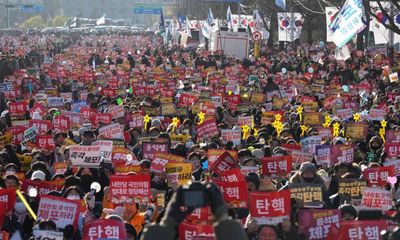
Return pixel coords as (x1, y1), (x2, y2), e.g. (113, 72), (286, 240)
(159, 9), (165, 34)
(329, 0), (366, 47)
(207, 8), (214, 26)
(227, 6), (233, 30)
(96, 15), (106, 25)
(186, 16), (192, 38)
(275, 0), (286, 10)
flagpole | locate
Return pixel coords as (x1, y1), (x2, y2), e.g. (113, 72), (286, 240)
(238, 0), (241, 30)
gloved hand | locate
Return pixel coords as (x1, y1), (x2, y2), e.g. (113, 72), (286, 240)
(161, 186), (194, 228)
(204, 182), (228, 222)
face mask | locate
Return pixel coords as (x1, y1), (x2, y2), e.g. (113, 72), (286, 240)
(303, 177), (315, 183)
(67, 195), (81, 200)
(80, 174), (93, 185)
(14, 202), (27, 215)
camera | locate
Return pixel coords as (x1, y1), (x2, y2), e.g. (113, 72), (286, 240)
(180, 181), (210, 208)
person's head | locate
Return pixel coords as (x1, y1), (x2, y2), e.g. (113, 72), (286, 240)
(188, 152), (202, 170)
(62, 186), (84, 200)
(125, 223), (137, 240)
(243, 158), (258, 167)
(300, 162), (317, 183)
(4, 175), (19, 188)
(77, 167), (95, 186)
(54, 132), (67, 147)
(139, 159), (151, 175)
(245, 172), (260, 192)
(334, 163), (349, 178)
(37, 219), (57, 231)
(31, 170), (46, 181)
(122, 202), (139, 221)
(81, 130), (96, 146)
(258, 225), (278, 240)
(369, 136), (383, 152)
(339, 204), (358, 220)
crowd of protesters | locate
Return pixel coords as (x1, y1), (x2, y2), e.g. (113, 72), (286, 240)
(0, 30), (400, 240)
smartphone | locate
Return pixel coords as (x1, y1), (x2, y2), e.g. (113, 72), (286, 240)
(183, 190), (204, 208)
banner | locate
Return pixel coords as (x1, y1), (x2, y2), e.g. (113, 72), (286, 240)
(214, 179), (248, 208)
(261, 156), (292, 176)
(52, 116), (70, 132)
(92, 140), (113, 163)
(338, 178), (367, 202)
(0, 188), (17, 212)
(21, 179), (63, 196)
(289, 183), (324, 208)
(29, 119), (52, 135)
(277, 12), (304, 42)
(36, 134), (55, 149)
(361, 187), (392, 211)
(220, 129), (241, 145)
(326, 7), (340, 42)
(83, 219), (127, 240)
(210, 151), (238, 175)
(178, 222), (214, 240)
(142, 141), (170, 160)
(109, 175), (150, 204)
(33, 230), (63, 240)
(37, 195), (79, 229)
(150, 152), (184, 173)
(363, 166), (394, 186)
(338, 220), (387, 240)
(98, 123), (124, 139)
(47, 97), (65, 108)
(165, 162), (193, 186)
(249, 190), (291, 225)
(69, 145), (102, 167)
(298, 209), (341, 240)
(301, 136), (322, 154)
(329, 0), (366, 47)
(196, 119), (218, 139)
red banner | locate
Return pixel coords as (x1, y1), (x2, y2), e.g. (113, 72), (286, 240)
(83, 219), (127, 240)
(363, 166), (394, 186)
(338, 220), (387, 240)
(214, 180), (248, 207)
(179, 93), (198, 106)
(80, 107), (96, 120)
(21, 180), (64, 197)
(0, 188), (16, 212)
(298, 209), (341, 240)
(52, 116), (70, 132)
(261, 156), (292, 176)
(29, 120), (53, 135)
(91, 113), (112, 127)
(210, 151), (238, 175)
(384, 142), (400, 159)
(185, 207), (211, 225)
(109, 175), (151, 203)
(249, 190), (291, 224)
(178, 222), (215, 240)
(9, 101), (26, 117)
(196, 119), (218, 139)
(36, 134), (55, 149)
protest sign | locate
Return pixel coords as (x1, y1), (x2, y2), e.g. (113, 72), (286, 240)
(302, 112), (321, 125)
(0, 188), (16, 212)
(237, 115), (254, 128)
(129, 113), (144, 128)
(91, 113), (112, 127)
(185, 207), (212, 225)
(368, 109), (386, 121)
(344, 124), (368, 140)
(150, 152), (185, 173)
(37, 195), (79, 229)
(9, 101), (26, 117)
(363, 166), (394, 187)
(207, 149), (238, 165)
(178, 222), (214, 240)
(83, 219), (127, 240)
(98, 123), (124, 139)
(338, 178), (367, 202)
(36, 134), (55, 149)
(92, 140), (113, 163)
(240, 166), (259, 176)
(196, 119), (218, 139)
(261, 111), (284, 125)
(165, 162), (193, 186)
(109, 175), (150, 204)
(384, 142), (400, 159)
(291, 150), (314, 166)
(210, 151), (238, 175)
(336, 108), (353, 120)
(21, 179), (63, 196)
(300, 136), (322, 154)
(249, 190), (291, 225)
(142, 141), (170, 160)
(289, 183), (324, 208)
(386, 130), (400, 143)
(361, 187), (392, 211)
(52, 115), (70, 132)
(331, 144), (354, 164)
(214, 179), (248, 208)
(47, 97), (65, 108)
(383, 160), (400, 176)
(29, 120), (52, 135)
(33, 230), (63, 240)
(107, 105), (124, 119)
(69, 145), (101, 167)
(261, 156), (292, 176)
(298, 209), (340, 240)
(338, 220), (387, 240)
(220, 129), (241, 145)
(61, 111), (84, 128)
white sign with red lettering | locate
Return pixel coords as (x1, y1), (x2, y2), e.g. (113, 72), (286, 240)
(37, 195), (79, 229)
(99, 123), (124, 139)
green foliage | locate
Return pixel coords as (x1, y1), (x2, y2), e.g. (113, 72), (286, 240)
(19, 15), (45, 29)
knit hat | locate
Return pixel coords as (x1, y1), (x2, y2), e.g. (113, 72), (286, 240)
(245, 172), (260, 190)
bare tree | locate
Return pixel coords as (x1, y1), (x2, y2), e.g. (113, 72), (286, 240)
(363, 0), (400, 35)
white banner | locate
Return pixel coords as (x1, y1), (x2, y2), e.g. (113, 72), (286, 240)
(37, 195), (79, 229)
(277, 12), (303, 42)
(335, 44), (351, 60)
(69, 145), (102, 167)
(326, 7), (339, 42)
(98, 123), (124, 139)
(93, 140), (113, 163)
(329, 0), (366, 47)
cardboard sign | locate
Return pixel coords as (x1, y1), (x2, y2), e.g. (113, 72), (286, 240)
(142, 142), (169, 160)
(289, 183), (324, 208)
(361, 187), (392, 211)
(249, 190), (291, 225)
(36, 135), (55, 149)
(178, 222), (214, 240)
(0, 188), (16, 212)
(37, 195), (79, 229)
(210, 151), (238, 175)
(261, 156), (293, 176)
(29, 120), (52, 135)
(98, 123), (124, 139)
(109, 175), (151, 204)
(302, 112), (321, 126)
(196, 119), (218, 139)
(92, 140), (113, 163)
(338, 178), (367, 201)
(69, 145), (101, 167)
(83, 219), (127, 240)
(214, 179), (248, 208)
(220, 129), (241, 145)
(298, 209), (341, 240)
(33, 230), (63, 240)
(344, 124), (368, 140)
(47, 97), (65, 108)
(338, 220), (387, 240)
(52, 116), (70, 132)
(363, 166), (394, 187)
(301, 136), (322, 154)
(165, 162), (193, 186)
